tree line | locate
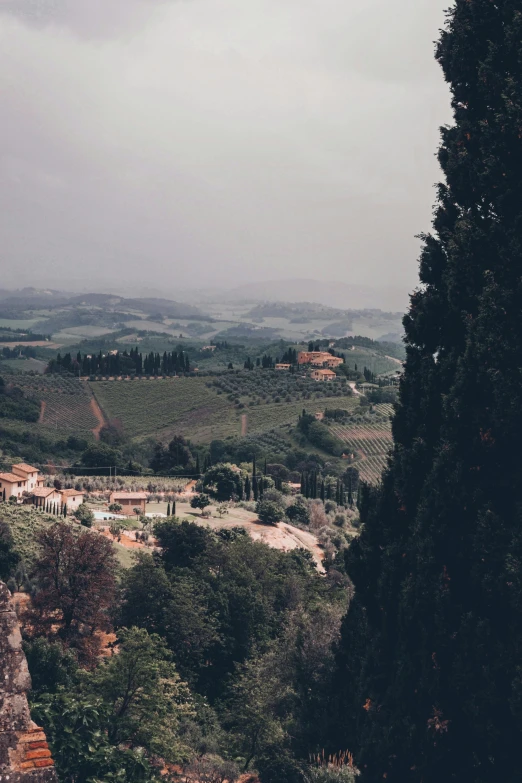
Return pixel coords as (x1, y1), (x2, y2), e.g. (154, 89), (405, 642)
(47, 347), (191, 376)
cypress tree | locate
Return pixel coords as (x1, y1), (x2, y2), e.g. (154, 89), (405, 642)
(245, 474), (251, 501)
(253, 477), (258, 502)
(172, 501), (176, 517)
(63, 504), (67, 518)
(195, 454), (200, 475)
(320, 480), (325, 502)
(333, 4), (522, 782)
(167, 502), (171, 517)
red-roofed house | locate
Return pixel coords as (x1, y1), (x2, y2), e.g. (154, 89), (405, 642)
(0, 473), (28, 500)
(58, 488), (85, 510)
(33, 486), (62, 508)
(311, 369), (337, 382)
(11, 463), (43, 490)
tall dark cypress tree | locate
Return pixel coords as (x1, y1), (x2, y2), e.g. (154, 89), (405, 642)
(333, 4), (522, 782)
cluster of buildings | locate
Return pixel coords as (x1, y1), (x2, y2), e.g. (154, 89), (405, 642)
(297, 351), (344, 368)
(0, 463), (84, 509)
(275, 351), (344, 381)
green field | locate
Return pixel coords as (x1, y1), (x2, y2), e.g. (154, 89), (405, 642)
(90, 378), (233, 441)
(0, 358), (47, 373)
(12, 375), (98, 435)
(88, 377), (359, 444)
(329, 403), (394, 484)
(0, 317), (47, 330)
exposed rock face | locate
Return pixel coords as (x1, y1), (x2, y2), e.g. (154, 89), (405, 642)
(0, 582), (58, 782)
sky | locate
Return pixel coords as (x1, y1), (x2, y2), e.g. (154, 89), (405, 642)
(0, 0), (451, 303)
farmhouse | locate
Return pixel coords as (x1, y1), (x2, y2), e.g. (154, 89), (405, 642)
(322, 355), (344, 368)
(58, 488), (85, 510)
(297, 351), (344, 368)
(0, 463), (43, 500)
(11, 463), (44, 490)
(0, 473), (27, 500)
(109, 491), (147, 515)
(275, 363), (291, 370)
(311, 369), (337, 382)
(33, 486), (62, 508)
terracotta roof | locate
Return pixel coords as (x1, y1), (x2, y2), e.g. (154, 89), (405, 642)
(0, 473), (24, 483)
(110, 492), (147, 500)
(12, 463), (39, 474)
(313, 369), (336, 375)
(59, 488), (85, 497)
(33, 487), (57, 498)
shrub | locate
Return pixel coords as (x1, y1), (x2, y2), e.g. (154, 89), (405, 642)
(73, 503), (94, 528)
(256, 499), (285, 526)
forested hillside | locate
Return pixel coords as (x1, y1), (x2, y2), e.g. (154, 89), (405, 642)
(331, 3), (522, 782)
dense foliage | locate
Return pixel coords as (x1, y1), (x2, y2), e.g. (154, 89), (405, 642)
(0, 375), (40, 422)
(332, 4), (522, 781)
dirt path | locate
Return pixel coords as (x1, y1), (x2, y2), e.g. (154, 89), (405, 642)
(241, 413), (248, 436)
(90, 397), (106, 440)
(385, 355), (403, 366)
(179, 480), (197, 497)
(348, 382), (362, 396)
(186, 504), (325, 572)
(38, 400), (46, 423)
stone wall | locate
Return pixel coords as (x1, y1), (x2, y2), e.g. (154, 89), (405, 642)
(0, 582), (58, 782)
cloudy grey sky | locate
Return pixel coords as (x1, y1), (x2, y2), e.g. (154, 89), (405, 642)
(0, 0), (451, 300)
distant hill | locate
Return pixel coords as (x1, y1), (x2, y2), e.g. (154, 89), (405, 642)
(209, 278), (409, 313)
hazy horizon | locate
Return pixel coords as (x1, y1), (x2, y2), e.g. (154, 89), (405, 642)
(1, 0), (451, 300)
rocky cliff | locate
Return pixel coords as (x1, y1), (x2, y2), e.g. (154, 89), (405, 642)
(0, 582), (57, 782)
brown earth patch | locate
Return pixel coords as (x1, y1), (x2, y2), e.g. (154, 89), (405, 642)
(90, 397), (106, 440)
(38, 400), (46, 424)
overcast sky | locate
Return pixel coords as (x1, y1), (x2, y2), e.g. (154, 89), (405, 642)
(0, 0), (451, 300)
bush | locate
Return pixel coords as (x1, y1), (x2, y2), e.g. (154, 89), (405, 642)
(286, 497), (310, 526)
(73, 503), (94, 528)
(256, 499), (285, 526)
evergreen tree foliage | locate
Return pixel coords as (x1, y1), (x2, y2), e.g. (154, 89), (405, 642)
(333, 4), (522, 782)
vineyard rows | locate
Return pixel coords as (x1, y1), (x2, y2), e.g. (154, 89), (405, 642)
(330, 408), (394, 485)
(13, 375), (98, 435)
(89, 378), (233, 440)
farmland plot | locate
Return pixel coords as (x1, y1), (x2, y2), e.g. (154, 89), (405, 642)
(330, 405), (394, 484)
(89, 378), (235, 440)
(12, 375), (98, 435)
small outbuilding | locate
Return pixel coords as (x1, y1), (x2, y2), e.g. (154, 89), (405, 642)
(109, 491), (147, 515)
